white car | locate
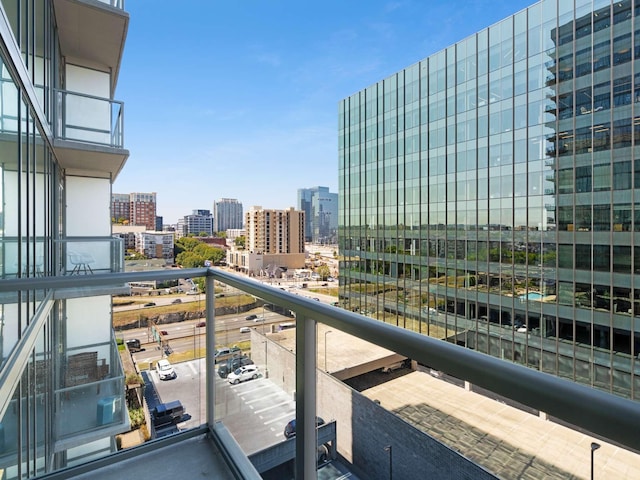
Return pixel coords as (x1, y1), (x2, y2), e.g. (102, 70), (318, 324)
(239, 326), (251, 333)
(156, 359), (176, 380)
(227, 364), (259, 384)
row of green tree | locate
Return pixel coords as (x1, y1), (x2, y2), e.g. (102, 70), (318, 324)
(174, 237), (226, 268)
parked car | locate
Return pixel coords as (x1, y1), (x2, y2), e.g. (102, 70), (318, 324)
(144, 302), (156, 307)
(245, 314), (257, 321)
(227, 364), (259, 384)
(171, 298), (182, 304)
(155, 359), (176, 380)
(214, 346), (241, 363)
(217, 355), (254, 379)
(125, 338), (142, 352)
(283, 416), (325, 439)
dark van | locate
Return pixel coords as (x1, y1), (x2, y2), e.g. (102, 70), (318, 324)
(152, 400), (184, 426)
(125, 338), (142, 352)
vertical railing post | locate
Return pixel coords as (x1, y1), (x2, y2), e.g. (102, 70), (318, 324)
(206, 274), (216, 430)
(295, 314), (317, 479)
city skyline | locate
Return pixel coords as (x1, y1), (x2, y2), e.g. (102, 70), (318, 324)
(112, 0), (533, 224)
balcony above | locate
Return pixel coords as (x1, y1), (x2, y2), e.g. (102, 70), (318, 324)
(53, 0), (129, 94)
(53, 89), (129, 179)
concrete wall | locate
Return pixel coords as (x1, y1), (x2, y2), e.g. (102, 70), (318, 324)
(251, 331), (497, 479)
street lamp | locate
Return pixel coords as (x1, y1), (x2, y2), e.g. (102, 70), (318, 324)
(324, 330), (332, 372)
(590, 442), (601, 480)
(384, 445), (392, 480)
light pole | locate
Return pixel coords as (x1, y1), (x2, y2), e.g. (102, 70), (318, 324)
(384, 445), (392, 480)
(324, 330), (332, 371)
(262, 340), (268, 377)
(261, 304), (268, 333)
(591, 442), (600, 480)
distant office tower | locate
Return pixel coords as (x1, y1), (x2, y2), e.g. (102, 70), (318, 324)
(111, 192), (157, 230)
(297, 186), (338, 244)
(0, 0), (131, 475)
(177, 209), (214, 238)
(339, 0), (640, 401)
(155, 215), (163, 232)
(214, 198), (243, 232)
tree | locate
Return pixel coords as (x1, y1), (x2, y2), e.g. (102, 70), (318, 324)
(316, 264), (331, 280)
(175, 241), (226, 268)
(175, 237), (201, 256)
(215, 231), (227, 238)
(234, 235), (246, 249)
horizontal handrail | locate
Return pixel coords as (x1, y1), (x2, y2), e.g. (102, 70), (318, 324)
(1, 267), (639, 451)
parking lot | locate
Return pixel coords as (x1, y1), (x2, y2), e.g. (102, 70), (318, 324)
(148, 359), (298, 454)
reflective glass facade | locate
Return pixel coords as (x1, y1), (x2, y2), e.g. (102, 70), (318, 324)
(339, 0), (640, 400)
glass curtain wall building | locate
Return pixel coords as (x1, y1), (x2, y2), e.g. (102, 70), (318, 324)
(0, 0), (129, 478)
(339, 0), (640, 400)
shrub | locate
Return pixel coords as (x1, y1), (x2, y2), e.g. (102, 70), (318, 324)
(128, 408), (146, 429)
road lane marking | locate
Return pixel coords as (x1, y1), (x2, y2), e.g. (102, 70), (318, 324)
(253, 400), (294, 415)
(264, 410), (296, 425)
(245, 391), (285, 404)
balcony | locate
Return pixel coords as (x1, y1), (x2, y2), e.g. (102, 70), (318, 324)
(52, 89), (129, 178)
(53, 0), (129, 93)
(57, 237), (125, 276)
(1, 335), (128, 458)
(56, 333), (128, 448)
(2, 268), (640, 479)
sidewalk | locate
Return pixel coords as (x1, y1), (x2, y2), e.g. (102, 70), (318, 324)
(361, 371), (640, 480)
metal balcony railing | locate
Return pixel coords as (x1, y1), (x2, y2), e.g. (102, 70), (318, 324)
(54, 89), (124, 148)
(96, 0), (125, 8)
(56, 237), (125, 276)
(1, 267), (640, 479)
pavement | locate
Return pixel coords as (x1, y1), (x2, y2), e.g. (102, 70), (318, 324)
(361, 371), (640, 480)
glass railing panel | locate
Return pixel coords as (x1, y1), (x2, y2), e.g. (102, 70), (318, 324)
(56, 237), (124, 275)
(213, 286), (304, 476)
(56, 376), (127, 437)
(54, 89), (124, 148)
(0, 238), (48, 278)
(119, 274), (208, 440)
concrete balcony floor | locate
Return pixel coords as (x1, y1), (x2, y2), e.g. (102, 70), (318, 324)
(68, 433), (236, 480)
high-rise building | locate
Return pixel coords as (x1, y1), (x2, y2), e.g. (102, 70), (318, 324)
(176, 209), (213, 238)
(111, 192), (157, 231)
(111, 193), (130, 224)
(297, 187), (338, 244)
(227, 206), (305, 274)
(214, 198), (243, 233)
(246, 206), (304, 255)
(0, 0), (130, 475)
(339, 0), (640, 400)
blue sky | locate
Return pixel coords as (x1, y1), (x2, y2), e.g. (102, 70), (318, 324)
(114, 0), (534, 225)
